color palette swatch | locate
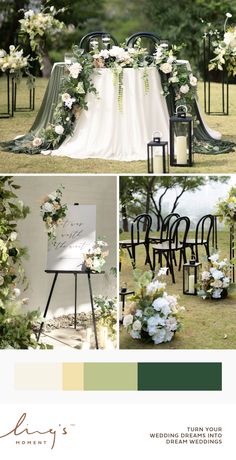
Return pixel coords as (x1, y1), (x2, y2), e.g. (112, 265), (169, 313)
(15, 362), (222, 391)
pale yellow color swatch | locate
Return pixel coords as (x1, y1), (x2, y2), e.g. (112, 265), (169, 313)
(15, 363), (62, 390)
(62, 363), (84, 391)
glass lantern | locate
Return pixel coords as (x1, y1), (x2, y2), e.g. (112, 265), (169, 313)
(170, 105), (193, 167)
(147, 131), (169, 174)
(183, 259), (201, 295)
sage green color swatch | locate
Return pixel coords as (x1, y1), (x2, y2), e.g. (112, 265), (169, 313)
(84, 363), (137, 391)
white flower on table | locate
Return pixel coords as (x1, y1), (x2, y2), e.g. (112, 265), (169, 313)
(123, 314), (133, 327)
(54, 125), (64, 135)
(69, 62), (83, 79)
(189, 74), (197, 86)
(180, 84), (190, 94)
(160, 62), (172, 74)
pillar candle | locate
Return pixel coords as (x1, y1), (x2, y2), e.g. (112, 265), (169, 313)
(119, 301), (123, 321)
(188, 274), (195, 294)
(153, 155), (163, 173)
(176, 136), (188, 164)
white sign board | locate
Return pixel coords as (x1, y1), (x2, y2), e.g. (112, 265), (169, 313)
(47, 205), (96, 271)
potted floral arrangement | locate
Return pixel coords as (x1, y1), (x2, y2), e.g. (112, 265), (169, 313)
(83, 240), (109, 273)
(198, 253), (231, 300)
(216, 186), (236, 226)
(123, 269), (184, 345)
(40, 185), (67, 244)
(94, 295), (117, 348)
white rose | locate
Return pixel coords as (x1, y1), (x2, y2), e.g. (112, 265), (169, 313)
(69, 62), (82, 79)
(180, 84), (189, 94)
(55, 125), (64, 135)
(10, 232), (17, 241)
(123, 314), (133, 327)
(9, 45), (15, 52)
(189, 74), (197, 86)
(43, 202), (54, 213)
(160, 62), (172, 74)
(135, 309), (143, 318)
(62, 93), (71, 102)
(152, 297), (169, 312)
(32, 137), (42, 147)
(132, 320), (142, 331)
(99, 49), (110, 59)
(64, 97), (75, 109)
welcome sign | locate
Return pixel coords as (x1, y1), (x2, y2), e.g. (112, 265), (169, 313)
(47, 205), (96, 271)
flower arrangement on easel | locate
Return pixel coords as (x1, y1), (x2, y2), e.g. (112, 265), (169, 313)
(40, 185), (67, 244)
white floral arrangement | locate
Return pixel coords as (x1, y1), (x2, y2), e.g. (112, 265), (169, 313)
(83, 240), (109, 273)
(40, 186), (67, 244)
(198, 254), (231, 300)
(216, 187), (236, 226)
(209, 13), (236, 76)
(123, 269), (184, 345)
(19, 4), (65, 69)
(0, 45), (29, 74)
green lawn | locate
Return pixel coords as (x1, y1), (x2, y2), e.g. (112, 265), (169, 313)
(119, 230), (236, 349)
(0, 77), (235, 174)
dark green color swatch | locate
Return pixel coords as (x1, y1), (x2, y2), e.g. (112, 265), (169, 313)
(138, 362), (222, 391)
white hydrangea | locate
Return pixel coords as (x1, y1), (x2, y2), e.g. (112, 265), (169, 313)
(152, 297), (169, 312)
(210, 268), (223, 280)
(152, 329), (166, 344)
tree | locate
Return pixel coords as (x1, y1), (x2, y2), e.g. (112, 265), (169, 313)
(119, 176), (229, 231)
(0, 1), (30, 50)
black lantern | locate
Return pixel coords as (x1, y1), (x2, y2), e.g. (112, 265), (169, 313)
(119, 285), (134, 322)
(147, 131), (169, 174)
(170, 106), (193, 167)
(183, 258), (201, 295)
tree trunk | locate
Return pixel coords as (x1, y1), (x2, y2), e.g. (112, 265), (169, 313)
(121, 205), (129, 232)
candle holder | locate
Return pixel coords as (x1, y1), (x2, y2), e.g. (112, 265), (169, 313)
(147, 131), (169, 174)
(170, 106), (193, 167)
(183, 259), (201, 295)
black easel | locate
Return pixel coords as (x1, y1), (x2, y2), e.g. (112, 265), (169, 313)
(37, 269), (104, 349)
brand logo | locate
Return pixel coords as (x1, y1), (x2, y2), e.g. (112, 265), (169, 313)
(0, 412), (75, 449)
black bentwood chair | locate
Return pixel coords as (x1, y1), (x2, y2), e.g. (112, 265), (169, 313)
(152, 216), (190, 283)
(126, 32), (161, 48)
(120, 213), (152, 270)
(185, 214), (215, 262)
(79, 31), (118, 51)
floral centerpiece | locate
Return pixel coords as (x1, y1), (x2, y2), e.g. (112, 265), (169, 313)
(123, 269), (184, 344)
(19, 4), (65, 70)
(216, 187), (236, 226)
(83, 240), (109, 273)
(94, 295), (117, 345)
(40, 185), (67, 244)
(198, 253), (231, 300)
(0, 45), (34, 87)
(209, 13), (236, 76)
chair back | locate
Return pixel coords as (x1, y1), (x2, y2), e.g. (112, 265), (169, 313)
(160, 213), (180, 241)
(131, 213), (152, 244)
(79, 31), (118, 51)
(195, 214), (214, 245)
(168, 216), (190, 250)
(126, 32), (161, 50)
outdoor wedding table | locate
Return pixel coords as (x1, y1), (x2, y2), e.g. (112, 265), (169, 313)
(2, 61), (232, 159)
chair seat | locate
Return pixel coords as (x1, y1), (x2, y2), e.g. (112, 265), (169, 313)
(153, 242), (183, 251)
(185, 239), (207, 245)
(120, 239), (145, 246)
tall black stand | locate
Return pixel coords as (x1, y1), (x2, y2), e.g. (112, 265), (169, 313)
(14, 82), (35, 112)
(37, 270), (104, 349)
(203, 35), (229, 116)
(0, 72), (14, 118)
(230, 225), (235, 283)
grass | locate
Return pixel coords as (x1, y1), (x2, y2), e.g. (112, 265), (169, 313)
(0, 77), (235, 174)
(119, 230), (236, 349)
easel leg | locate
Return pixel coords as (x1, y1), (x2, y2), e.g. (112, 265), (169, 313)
(37, 273), (58, 341)
(74, 272), (77, 329)
(87, 272), (99, 349)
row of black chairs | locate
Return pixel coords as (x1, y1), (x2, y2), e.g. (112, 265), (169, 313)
(79, 31), (161, 51)
(120, 213), (215, 283)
